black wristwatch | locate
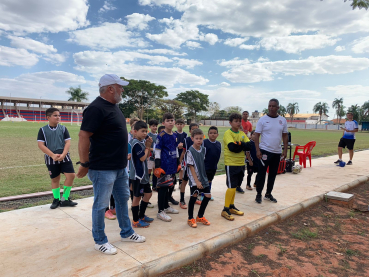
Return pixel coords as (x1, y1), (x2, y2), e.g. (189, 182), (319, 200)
(76, 161), (90, 168)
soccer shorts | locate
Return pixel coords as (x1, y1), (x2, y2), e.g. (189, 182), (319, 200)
(190, 185), (211, 196)
(225, 165), (245, 188)
(46, 161), (74, 179)
(338, 138), (355, 150)
(206, 169), (217, 182)
(132, 179), (152, 198)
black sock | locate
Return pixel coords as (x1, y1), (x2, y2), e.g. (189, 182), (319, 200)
(229, 204), (238, 211)
(180, 192), (185, 202)
(223, 206), (231, 215)
(139, 201), (149, 219)
(179, 179), (183, 187)
(152, 175), (157, 188)
(158, 188), (165, 212)
(131, 205), (139, 222)
(164, 188), (170, 209)
(168, 186), (174, 199)
(130, 189), (133, 201)
(110, 194), (115, 209)
(198, 196), (210, 218)
(188, 196), (197, 219)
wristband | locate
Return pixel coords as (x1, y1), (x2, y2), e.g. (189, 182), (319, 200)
(76, 161), (90, 168)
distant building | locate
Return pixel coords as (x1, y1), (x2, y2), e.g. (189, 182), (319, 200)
(285, 113), (329, 124)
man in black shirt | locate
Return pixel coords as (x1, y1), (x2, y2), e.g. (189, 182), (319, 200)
(77, 74), (146, 255)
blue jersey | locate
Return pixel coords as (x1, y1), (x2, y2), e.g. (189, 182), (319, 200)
(175, 131), (187, 157)
(203, 139), (221, 171)
(156, 131), (178, 174)
(342, 120), (358, 140)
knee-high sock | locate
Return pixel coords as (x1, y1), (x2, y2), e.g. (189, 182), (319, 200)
(164, 188), (170, 209)
(158, 188), (166, 212)
(224, 188), (236, 208)
(188, 196), (197, 219)
(131, 205), (139, 222)
(139, 201), (149, 219)
(198, 196), (210, 218)
(152, 175), (157, 188)
(168, 186), (174, 198)
(62, 186), (72, 200)
(231, 189), (236, 205)
(130, 189), (133, 201)
(180, 192), (185, 202)
(52, 187), (60, 200)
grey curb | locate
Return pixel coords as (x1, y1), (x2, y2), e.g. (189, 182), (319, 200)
(116, 175), (369, 277)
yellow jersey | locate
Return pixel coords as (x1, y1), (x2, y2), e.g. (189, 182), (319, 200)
(223, 129), (250, 166)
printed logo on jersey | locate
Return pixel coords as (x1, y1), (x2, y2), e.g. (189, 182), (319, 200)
(168, 151), (177, 156)
(262, 154), (267, 160)
(279, 120), (283, 125)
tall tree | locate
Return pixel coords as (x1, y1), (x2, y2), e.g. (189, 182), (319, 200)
(345, 0), (369, 10)
(279, 105), (287, 117)
(66, 86), (89, 102)
(348, 104), (361, 121)
(156, 99), (187, 120)
(207, 102), (220, 119)
(120, 78), (167, 119)
(225, 106), (242, 114)
(313, 102), (329, 124)
(286, 102), (299, 123)
(332, 97), (343, 121)
(362, 100), (369, 116)
(262, 108), (269, 115)
(175, 90), (209, 120)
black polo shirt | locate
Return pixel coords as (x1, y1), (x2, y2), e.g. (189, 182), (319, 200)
(81, 96), (128, 170)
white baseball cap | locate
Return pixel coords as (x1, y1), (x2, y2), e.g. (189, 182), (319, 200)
(98, 74), (129, 88)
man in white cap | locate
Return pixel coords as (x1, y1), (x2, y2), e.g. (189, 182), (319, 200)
(77, 74), (146, 255)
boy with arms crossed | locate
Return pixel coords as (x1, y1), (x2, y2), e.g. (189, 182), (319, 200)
(186, 129), (212, 228)
(37, 108), (77, 209)
(222, 113), (251, 221)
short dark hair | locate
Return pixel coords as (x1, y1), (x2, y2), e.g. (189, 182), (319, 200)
(242, 111), (249, 114)
(191, 128), (204, 138)
(229, 113), (242, 122)
(208, 126), (218, 133)
(134, 120), (148, 131)
(148, 119), (159, 126)
(189, 123), (199, 131)
(45, 108), (59, 117)
(175, 118), (185, 124)
(162, 112), (174, 122)
(158, 125), (165, 133)
(269, 98), (279, 106)
(250, 130), (255, 136)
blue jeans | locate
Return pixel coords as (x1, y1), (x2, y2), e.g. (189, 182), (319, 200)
(88, 168), (134, 245)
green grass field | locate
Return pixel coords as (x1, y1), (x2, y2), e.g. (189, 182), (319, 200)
(1, 121), (368, 197)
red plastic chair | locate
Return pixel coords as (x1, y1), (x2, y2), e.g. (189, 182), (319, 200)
(293, 141), (316, 168)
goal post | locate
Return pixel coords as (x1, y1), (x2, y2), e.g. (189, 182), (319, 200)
(71, 110), (83, 126)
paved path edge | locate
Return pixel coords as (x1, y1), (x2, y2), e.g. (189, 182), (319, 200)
(114, 174), (369, 277)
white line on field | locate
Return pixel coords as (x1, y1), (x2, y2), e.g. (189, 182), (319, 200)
(0, 164), (44, 170)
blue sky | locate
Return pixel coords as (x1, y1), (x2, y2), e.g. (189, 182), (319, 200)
(1, 0), (369, 118)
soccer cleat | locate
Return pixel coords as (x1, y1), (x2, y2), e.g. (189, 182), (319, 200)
(334, 159), (342, 164)
(94, 242), (117, 255)
(180, 201), (188, 209)
(347, 160), (352, 165)
(168, 196), (179, 205)
(50, 198), (60, 209)
(246, 185), (253, 190)
(236, 187), (245, 194)
(187, 218), (197, 228)
(165, 206), (179, 214)
(221, 211), (234, 221)
(105, 209), (116, 220)
(121, 232), (146, 243)
(132, 219), (150, 228)
(264, 194), (277, 203)
(141, 215), (154, 223)
(255, 195), (262, 204)
(196, 216), (211, 225)
(230, 207), (244, 216)
(111, 208), (116, 215)
(60, 198), (78, 207)
(147, 202), (154, 208)
(157, 211), (172, 222)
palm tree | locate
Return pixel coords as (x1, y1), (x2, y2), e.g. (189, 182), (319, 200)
(278, 105), (287, 117)
(66, 86), (89, 102)
(262, 108), (269, 115)
(332, 98), (343, 121)
(286, 102), (299, 123)
(362, 100), (369, 116)
(313, 102), (329, 124)
(348, 104), (361, 121)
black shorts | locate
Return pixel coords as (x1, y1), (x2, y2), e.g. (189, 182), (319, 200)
(132, 179), (152, 198)
(246, 163), (258, 174)
(338, 138), (355, 150)
(206, 169), (217, 182)
(190, 185), (211, 196)
(46, 161), (74, 179)
(225, 165), (245, 189)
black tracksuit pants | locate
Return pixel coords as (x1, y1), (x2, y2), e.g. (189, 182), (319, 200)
(255, 149), (281, 195)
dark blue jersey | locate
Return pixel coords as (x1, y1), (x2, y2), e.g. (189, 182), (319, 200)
(203, 139), (221, 170)
(175, 131), (187, 157)
(183, 136), (193, 152)
(156, 131), (178, 174)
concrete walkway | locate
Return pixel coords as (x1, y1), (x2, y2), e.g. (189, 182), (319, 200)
(1, 151), (368, 277)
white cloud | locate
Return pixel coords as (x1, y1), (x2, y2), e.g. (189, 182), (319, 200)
(8, 36), (57, 54)
(201, 33), (218, 45)
(219, 55), (369, 83)
(73, 50), (208, 88)
(352, 36), (369, 53)
(185, 41), (202, 49)
(258, 57), (269, 62)
(326, 85), (369, 105)
(220, 82), (230, 87)
(126, 13), (155, 30)
(335, 46), (346, 52)
(224, 37), (249, 47)
(99, 1), (116, 13)
(0, 0), (89, 34)
(239, 44), (260, 50)
(68, 22), (148, 49)
(137, 49), (187, 56)
(259, 35), (339, 54)
(172, 57), (202, 69)
(43, 53), (68, 65)
(0, 46), (39, 67)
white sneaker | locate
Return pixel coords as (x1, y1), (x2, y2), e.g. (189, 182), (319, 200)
(157, 210), (172, 222)
(165, 206), (179, 214)
(94, 242), (117, 255)
(121, 232), (146, 243)
(147, 202), (154, 208)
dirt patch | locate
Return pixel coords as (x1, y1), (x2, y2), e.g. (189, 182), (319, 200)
(163, 182), (369, 277)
